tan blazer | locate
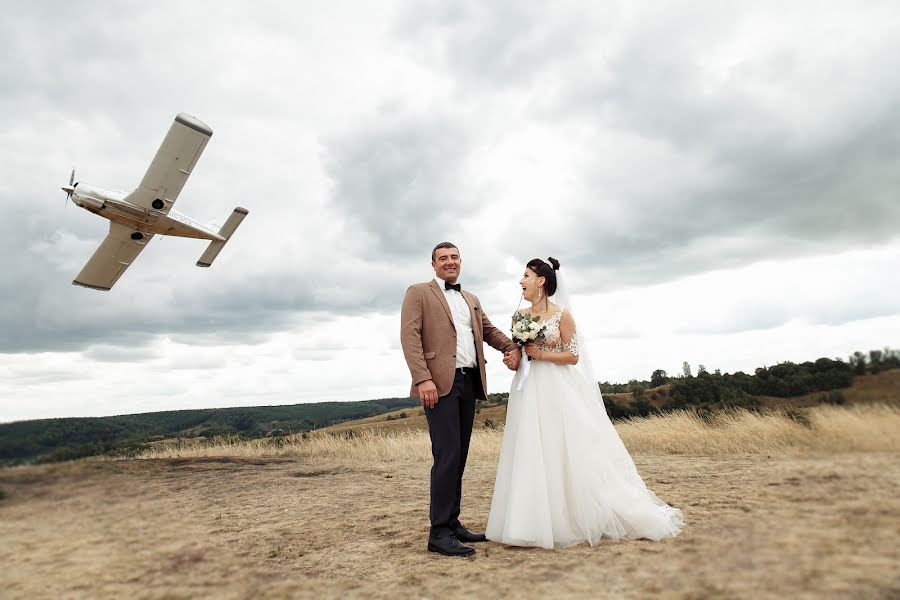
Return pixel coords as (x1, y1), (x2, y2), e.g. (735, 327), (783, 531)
(401, 280), (517, 400)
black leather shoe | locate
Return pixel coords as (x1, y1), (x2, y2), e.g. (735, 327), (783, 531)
(427, 535), (476, 556)
(451, 525), (487, 543)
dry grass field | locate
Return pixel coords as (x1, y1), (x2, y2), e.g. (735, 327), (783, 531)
(317, 370), (900, 437)
(2, 405), (899, 599)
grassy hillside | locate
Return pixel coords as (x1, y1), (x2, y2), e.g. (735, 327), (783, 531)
(0, 397), (419, 465)
(317, 370), (900, 436)
(3, 349), (897, 465)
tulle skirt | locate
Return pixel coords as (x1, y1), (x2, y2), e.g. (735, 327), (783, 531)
(486, 361), (683, 549)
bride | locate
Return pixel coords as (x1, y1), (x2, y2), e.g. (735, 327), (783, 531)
(486, 257), (683, 548)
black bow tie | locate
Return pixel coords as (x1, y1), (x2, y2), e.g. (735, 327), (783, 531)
(444, 281), (461, 292)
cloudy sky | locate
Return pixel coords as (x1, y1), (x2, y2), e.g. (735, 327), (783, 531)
(1, 1), (898, 422)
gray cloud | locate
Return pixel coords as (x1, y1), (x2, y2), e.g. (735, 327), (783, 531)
(4, 367), (89, 386)
(0, 3), (427, 355)
(323, 107), (479, 257)
(394, 1), (900, 290)
(83, 344), (162, 363)
(3, 0), (898, 357)
(2, 1), (900, 421)
(394, 0), (593, 89)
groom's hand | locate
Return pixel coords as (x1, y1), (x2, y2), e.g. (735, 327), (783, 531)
(503, 348), (521, 371)
(417, 380), (439, 409)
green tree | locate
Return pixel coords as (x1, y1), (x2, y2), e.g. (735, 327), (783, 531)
(232, 413), (256, 432)
(650, 369), (668, 387)
(869, 349), (883, 374)
(883, 348), (900, 370)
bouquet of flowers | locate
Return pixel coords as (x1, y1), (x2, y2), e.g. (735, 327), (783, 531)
(511, 310), (547, 360)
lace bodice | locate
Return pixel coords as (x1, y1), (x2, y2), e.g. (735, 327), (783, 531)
(529, 310), (579, 356)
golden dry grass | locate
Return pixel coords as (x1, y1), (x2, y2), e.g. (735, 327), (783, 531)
(137, 426), (495, 463)
(136, 404), (900, 463)
(846, 368), (900, 402)
(2, 370), (898, 599)
(317, 403), (508, 435)
(617, 403), (900, 455)
(3, 403), (899, 598)
(317, 370), (900, 438)
(2, 450), (899, 598)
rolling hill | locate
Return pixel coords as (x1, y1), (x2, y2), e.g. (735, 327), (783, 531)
(322, 370), (900, 436)
(0, 397), (419, 465)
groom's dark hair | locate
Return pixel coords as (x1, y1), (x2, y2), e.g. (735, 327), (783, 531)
(432, 242), (458, 262)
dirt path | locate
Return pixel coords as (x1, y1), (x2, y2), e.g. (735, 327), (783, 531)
(2, 453), (898, 599)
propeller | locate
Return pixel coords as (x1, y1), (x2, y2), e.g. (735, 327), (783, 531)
(61, 168), (75, 206)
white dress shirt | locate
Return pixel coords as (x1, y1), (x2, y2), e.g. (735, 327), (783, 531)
(436, 278), (477, 369)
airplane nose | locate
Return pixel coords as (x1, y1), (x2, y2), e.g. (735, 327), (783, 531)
(61, 185), (74, 194)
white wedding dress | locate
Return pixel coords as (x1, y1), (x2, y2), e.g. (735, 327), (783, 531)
(486, 310), (683, 548)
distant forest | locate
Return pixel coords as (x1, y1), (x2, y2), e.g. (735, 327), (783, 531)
(0, 397), (419, 466)
(2, 348), (897, 466)
(485, 348), (900, 420)
(599, 348), (900, 420)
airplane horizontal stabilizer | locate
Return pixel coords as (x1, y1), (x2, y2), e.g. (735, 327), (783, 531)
(196, 207), (248, 267)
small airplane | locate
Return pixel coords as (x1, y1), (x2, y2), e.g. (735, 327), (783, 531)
(62, 113), (248, 291)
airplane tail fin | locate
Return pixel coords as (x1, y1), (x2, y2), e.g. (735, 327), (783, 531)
(196, 207), (248, 267)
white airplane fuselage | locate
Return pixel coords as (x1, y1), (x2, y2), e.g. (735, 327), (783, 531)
(70, 183), (225, 242)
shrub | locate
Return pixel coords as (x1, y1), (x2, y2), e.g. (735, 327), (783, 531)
(604, 398), (630, 420)
(631, 398), (658, 418)
(822, 391), (846, 405)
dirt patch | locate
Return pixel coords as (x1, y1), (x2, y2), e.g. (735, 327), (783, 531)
(2, 451), (898, 599)
(289, 468), (352, 478)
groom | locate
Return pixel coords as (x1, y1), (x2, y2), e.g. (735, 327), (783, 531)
(401, 242), (520, 556)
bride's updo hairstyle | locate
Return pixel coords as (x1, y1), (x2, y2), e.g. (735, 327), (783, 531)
(526, 257), (561, 296)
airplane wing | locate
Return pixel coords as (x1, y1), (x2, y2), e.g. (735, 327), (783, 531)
(123, 113), (213, 215)
(72, 222), (155, 291)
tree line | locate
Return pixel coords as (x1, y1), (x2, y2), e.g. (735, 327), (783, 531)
(0, 397), (420, 465)
(601, 347), (898, 420)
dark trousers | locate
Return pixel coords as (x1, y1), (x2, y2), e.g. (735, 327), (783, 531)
(424, 368), (480, 539)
